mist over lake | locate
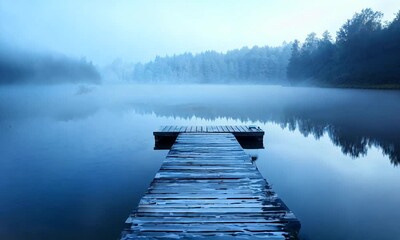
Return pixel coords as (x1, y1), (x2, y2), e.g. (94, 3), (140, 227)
(1, 84), (399, 240)
(2, 1), (400, 239)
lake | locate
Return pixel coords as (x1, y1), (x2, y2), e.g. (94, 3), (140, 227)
(0, 84), (399, 240)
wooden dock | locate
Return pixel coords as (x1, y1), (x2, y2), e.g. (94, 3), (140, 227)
(122, 127), (300, 239)
(154, 125), (264, 149)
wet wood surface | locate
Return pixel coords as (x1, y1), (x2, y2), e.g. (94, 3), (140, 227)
(154, 125), (264, 136)
(154, 126), (264, 149)
(122, 133), (300, 239)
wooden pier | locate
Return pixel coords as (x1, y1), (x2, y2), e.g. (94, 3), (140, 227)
(122, 126), (300, 239)
(154, 125), (265, 149)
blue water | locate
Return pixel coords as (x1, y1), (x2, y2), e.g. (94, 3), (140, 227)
(0, 84), (399, 240)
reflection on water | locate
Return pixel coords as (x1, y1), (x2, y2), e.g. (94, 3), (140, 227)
(0, 84), (399, 240)
(128, 85), (400, 166)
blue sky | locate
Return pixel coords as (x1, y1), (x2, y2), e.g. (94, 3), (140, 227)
(1, 0), (400, 64)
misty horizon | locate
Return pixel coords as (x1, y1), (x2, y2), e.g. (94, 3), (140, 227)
(1, 1), (400, 64)
(1, 6), (400, 87)
(1, 1), (400, 240)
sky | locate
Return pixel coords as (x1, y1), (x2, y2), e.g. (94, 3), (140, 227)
(1, 0), (400, 65)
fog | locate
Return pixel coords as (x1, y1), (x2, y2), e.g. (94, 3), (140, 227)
(1, 84), (399, 164)
(0, 47), (100, 85)
(1, 83), (400, 240)
(1, 1), (400, 239)
(2, 1), (400, 65)
(1, 1), (399, 85)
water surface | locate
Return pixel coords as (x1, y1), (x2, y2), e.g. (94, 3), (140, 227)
(0, 84), (399, 240)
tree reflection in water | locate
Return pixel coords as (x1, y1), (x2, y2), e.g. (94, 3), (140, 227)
(130, 86), (400, 166)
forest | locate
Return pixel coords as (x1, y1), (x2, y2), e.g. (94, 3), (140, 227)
(287, 8), (400, 88)
(132, 45), (291, 84)
(132, 8), (400, 88)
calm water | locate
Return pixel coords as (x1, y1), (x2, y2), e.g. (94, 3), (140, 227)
(0, 84), (399, 240)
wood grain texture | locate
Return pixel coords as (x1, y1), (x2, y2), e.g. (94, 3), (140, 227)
(154, 125), (264, 135)
(122, 133), (300, 239)
(154, 126), (264, 149)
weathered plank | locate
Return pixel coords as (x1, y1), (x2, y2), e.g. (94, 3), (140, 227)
(122, 133), (300, 239)
(154, 126), (264, 149)
(159, 125), (260, 133)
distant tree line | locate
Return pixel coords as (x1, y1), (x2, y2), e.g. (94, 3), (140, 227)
(132, 8), (400, 88)
(132, 45), (291, 83)
(0, 48), (101, 85)
(287, 8), (400, 88)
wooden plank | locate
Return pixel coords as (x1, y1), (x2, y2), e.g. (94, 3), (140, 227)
(237, 125), (246, 132)
(124, 232), (289, 239)
(127, 216), (294, 224)
(129, 222), (285, 231)
(208, 126), (213, 132)
(153, 126), (265, 134)
(122, 132), (299, 240)
(132, 211), (295, 218)
(232, 126), (241, 132)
